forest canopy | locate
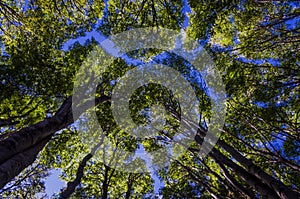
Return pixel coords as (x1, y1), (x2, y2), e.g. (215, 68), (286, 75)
(0, 0), (299, 198)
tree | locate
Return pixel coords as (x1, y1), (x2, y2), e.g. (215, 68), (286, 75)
(0, 0), (299, 198)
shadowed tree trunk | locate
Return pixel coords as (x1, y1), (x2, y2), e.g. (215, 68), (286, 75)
(60, 137), (105, 199)
(193, 124), (300, 199)
(125, 174), (133, 199)
(218, 162), (256, 199)
(210, 148), (280, 199)
(0, 135), (52, 189)
(0, 96), (110, 189)
(217, 139), (300, 199)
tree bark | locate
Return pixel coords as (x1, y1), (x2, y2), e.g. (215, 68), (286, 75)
(102, 165), (109, 199)
(125, 176), (133, 199)
(194, 123), (299, 199)
(0, 97), (73, 166)
(60, 153), (93, 199)
(0, 135), (52, 189)
(217, 139), (300, 199)
(217, 159), (257, 199)
(60, 138), (104, 199)
(210, 148), (280, 199)
(0, 96), (110, 189)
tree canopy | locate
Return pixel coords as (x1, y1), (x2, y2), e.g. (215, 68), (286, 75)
(0, 0), (299, 198)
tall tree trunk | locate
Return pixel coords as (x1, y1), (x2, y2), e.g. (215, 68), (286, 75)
(210, 148), (280, 199)
(194, 124), (299, 199)
(0, 97), (73, 166)
(60, 138), (104, 199)
(60, 153), (93, 199)
(0, 96), (109, 189)
(125, 177), (133, 199)
(217, 159), (257, 199)
(0, 135), (52, 189)
(102, 166), (109, 199)
(217, 139), (300, 199)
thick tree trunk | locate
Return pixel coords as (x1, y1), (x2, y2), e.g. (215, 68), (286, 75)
(0, 96), (110, 189)
(217, 159), (257, 199)
(217, 139), (300, 199)
(210, 148), (280, 199)
(0, 135), (52, 189)
(194, 124), (299, 199)
(0, 97), (73, 167)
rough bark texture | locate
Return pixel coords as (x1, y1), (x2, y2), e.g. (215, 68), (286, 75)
(217, 139), (300, 199)
(210, 148), (280, 199)
(0, 135), (52, 189)
(0, 96), (110, 189)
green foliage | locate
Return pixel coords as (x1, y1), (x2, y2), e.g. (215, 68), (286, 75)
(0, 163), (49, 199)
(0, 0), (299, 198)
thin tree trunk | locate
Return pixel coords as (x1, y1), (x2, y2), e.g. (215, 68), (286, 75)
(202, 161), (237, 195)
(206, 186), (221, 199)
(125, 175), (133, 199)
(60, 137), (104, 199)
(102, 165), (110, 199)
(60, 153), (93, 199)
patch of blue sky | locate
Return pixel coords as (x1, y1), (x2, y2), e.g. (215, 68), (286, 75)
(182, 0), (192, 29)
(43, 169), (65, 197)
(21, 0), (29, 12)
(235, 56), (281, 67)
(17, 0), (299, 196)
(62, 26), (106, 51)
(133, 145), (165, 197)
(286, 18), (300, 32)
(252, 91), (295, 109)
(288, 1), (300, 8)
(62, 0), (109, 50)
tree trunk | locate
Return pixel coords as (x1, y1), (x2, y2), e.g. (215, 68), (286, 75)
(0, 97), (73, 167)
(0, 135), (52, 189)
(59, 153), (93, 199)
(102, 166), (109, 199)
(194, 124), (299, 199)
(0, 96), (110, 189)
(217, 139), (300, 199)
(60, 137), (104, 198)
(217, 159), (257, 199)
(125, 179), (133, 199)
(210, 148), (280, 199)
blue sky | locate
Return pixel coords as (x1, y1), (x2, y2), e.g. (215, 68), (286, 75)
(3, 0), (299, 197)
(44, 169), (65, 197)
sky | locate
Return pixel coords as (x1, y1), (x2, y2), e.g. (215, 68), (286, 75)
(44, 169), (65, 197)
(44, 0), (193, 196)
(4, 0), (299, 198)
(44, 0), (171, 196)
